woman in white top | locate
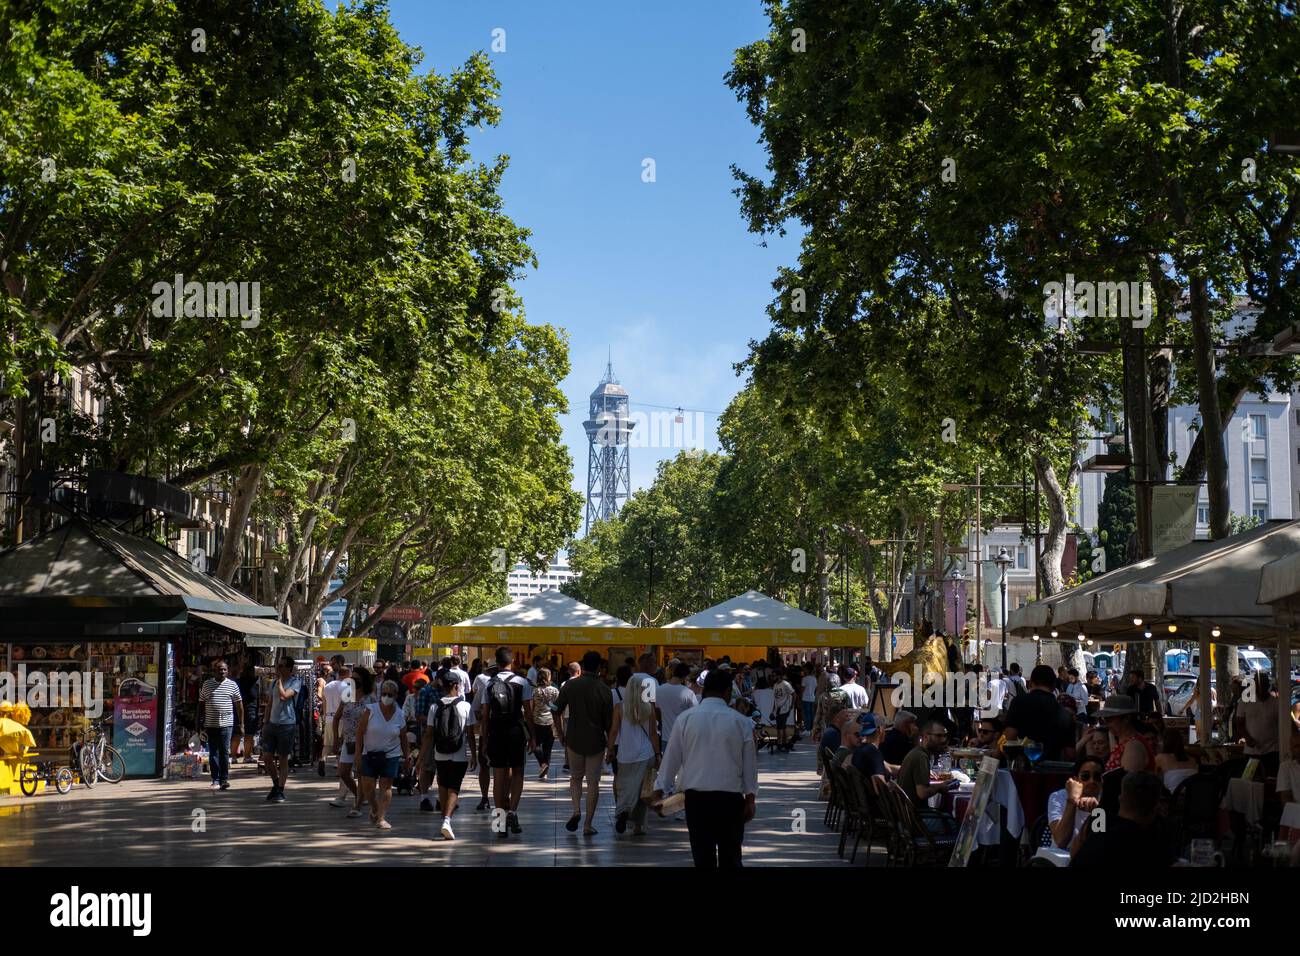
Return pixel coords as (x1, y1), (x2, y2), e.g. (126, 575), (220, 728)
(606, 671), (659, 836)
(353, 679), (411, 829)
(800, 665), (818, 733)
(771, 669), (796, 751)
(752, 675), (775, 729)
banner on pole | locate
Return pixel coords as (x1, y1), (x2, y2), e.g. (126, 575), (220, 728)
(1152, 486), (1198, 554)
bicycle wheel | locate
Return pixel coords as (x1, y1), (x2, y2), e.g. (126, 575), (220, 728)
(98, 746), (126, 784)
(18, 767), (38, 796)
(79, 745), (98, 788)
(55, 767), (74, 794)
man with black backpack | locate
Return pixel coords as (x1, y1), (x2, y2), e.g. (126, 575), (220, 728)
(474, 646), (535, 839)
(422, 670), (472, 840)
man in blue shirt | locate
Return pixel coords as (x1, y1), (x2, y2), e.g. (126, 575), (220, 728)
(262, 657), (303, 803)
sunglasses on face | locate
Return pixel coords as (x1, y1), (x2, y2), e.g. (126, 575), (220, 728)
(1077, 771), (1101, 781)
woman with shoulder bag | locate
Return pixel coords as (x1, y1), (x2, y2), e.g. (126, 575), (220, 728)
(531, 669), (559, 779)
(353, 678), (411, 829)
(606, 672), (659, 836)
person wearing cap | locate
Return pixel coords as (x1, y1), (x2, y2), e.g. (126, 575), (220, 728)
(837, 710), (888, 786)
(839, 666), (869, 709)
(653, 669), (758, 868)
(1096, 694), (1156, 773)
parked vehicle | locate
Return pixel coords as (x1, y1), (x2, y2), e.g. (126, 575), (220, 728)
(1166, 679), (1216, 717)
(1190, 648), (1273, 676)
(1163, 671), (1198, 696)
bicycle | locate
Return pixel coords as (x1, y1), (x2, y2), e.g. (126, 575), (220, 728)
(72, 719), (126, 786)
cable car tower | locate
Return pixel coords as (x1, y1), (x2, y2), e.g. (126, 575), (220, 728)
(583, 359), (635, 535)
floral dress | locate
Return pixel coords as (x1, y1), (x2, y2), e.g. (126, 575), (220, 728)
(338, 692), (376, 753)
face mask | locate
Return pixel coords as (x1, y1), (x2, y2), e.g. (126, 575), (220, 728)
(381, 695), (395, 706)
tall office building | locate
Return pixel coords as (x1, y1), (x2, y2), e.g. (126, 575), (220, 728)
(507, 558), (576, 602)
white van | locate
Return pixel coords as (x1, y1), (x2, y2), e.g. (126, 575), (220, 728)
(1190, 648), (1273, 675)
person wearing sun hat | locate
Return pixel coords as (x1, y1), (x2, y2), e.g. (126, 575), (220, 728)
(1095, 694), (1155, 773)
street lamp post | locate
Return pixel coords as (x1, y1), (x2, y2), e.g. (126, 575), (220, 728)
(949, 569), (964, 643)
(994, 547), (1012, 672)
(646, 538), (656, 626)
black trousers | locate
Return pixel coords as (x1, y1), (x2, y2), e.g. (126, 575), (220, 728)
(684, 790), (745, 868)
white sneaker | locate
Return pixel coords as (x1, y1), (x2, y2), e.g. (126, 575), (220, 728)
(209, 781), (220, 790)
(441, 818), (455, 840)
(328, 799), (349, 807)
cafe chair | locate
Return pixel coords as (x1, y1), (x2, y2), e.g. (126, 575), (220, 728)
(821, 747), (844, 829)
(882, 780), (958, 867)
(843, 766), (892, 865)
(1029, 813), (1054, 851)
(1169, 771), (1225, 846)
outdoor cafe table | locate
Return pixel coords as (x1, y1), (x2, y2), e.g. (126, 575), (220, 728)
(1010, 768), (1072, 827)
(936, 766), (1070, 847)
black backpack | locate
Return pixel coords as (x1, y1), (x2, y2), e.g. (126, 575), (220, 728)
(488, 674), (521, 729)
(431, 699), (466, 754)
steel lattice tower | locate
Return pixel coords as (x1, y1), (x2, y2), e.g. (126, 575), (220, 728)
(583, 360), (635, 535)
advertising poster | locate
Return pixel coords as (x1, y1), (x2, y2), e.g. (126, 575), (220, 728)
(113, 677), (159, 777)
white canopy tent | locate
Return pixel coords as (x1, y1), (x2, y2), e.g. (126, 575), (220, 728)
(662, 589), (869, 647)
(1007, 520), (1300, 743)
(426, 589), (643, 646)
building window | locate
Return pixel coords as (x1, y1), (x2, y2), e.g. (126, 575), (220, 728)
(1253, 505), (1267, 521)
(1197, 505), (1209, 525)
(1251, 458), (1268, 483)
(1251, 414), (1267, 440)
(1017, 547), (1029, 570)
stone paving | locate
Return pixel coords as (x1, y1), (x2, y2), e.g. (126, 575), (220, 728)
(0, 743), (849, 866)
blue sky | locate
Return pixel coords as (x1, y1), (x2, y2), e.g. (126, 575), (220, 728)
(387, 0), (800, 505)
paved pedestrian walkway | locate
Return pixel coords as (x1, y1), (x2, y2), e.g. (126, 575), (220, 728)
(0, 743), (845, 866)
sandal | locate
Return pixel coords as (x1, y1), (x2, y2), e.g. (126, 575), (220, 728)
(346, 809), (361, 818)
(582, 827), (598, 835)
(376, 820), (392, 830)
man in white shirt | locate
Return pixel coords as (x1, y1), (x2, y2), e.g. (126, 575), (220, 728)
(1065, 668), (1089, 711)
(322, 665), (351, 801)
(839, 667), (869, 709)
(447, 656), (471, 702)
(653, 669), (758, 868)
(986, 668), (1008, 715)
(1239, 673), (1281, 775)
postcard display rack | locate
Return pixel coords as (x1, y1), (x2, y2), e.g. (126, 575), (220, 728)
(0, 642), (91, 751)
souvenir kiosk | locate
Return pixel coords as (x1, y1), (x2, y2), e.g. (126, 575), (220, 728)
(0, 517), (312, 781)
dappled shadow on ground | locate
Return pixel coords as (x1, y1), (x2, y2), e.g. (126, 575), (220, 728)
(0, 743), (856, 867)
